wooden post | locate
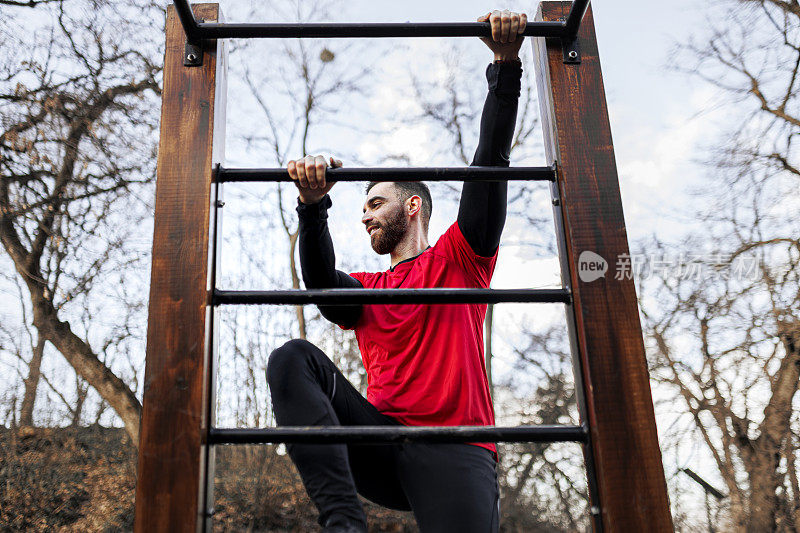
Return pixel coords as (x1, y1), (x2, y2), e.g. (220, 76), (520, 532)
(533, 2), (673, 531)
(134, 3), (226, 532)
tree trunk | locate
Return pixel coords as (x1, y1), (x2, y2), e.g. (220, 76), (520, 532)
(288, 229), (307, 339)
(746, 322), (800, 531)
(71, 377), (88, 426)
(746, 452), (781, 531)
(785, 438), (800, 530)
(19, 335), (45, 426)
(31, 292), (141, 443)
(0, 213), (142, 444)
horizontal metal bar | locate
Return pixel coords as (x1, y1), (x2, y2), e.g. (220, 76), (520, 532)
(208, 424), (589, 444)
(192, 21), (568, 40)
(213, 288), (571, 306)
(218, 166), (556, 183)
(170, 1), (592, 42)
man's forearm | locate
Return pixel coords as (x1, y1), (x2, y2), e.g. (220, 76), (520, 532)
(458, 61), (522, 257)
(297, 195), (363, 327)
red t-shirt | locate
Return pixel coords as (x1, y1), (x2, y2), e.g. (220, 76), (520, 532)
(344, 221), (498, 459)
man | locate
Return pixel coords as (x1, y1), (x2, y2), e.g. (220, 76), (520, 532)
(267, 10), (526, 533)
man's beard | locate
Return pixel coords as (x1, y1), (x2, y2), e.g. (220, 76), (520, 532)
(370, 205), (408, 255)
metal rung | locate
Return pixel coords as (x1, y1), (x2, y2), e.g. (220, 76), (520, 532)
(208, 424), (589, 445)
(213, 288), (571, 306)
(218, 166), (557, 183)
(192, 21), (567, 40)
(173, 0), (589, 42)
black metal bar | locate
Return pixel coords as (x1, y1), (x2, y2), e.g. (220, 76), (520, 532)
(213, 288), (571, 306)
(193, 21), (567, 40)
(564, 0), (591, 40)
(173, 0), (201, 43)
(680, 468), (726, 501)
(170, 0), (594, 43)
(218, 166), (557, 183)
(170, 0), (577, 41)
(208, 424), (589, 444)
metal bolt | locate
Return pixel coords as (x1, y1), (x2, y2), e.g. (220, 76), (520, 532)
(216, 200), (225, 208)
(552, 198), (560, 206)
(186, 52), (198, 63)
(568, 50), (578, 60)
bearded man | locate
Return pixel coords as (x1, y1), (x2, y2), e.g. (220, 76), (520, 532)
(267, 9), (527, 533)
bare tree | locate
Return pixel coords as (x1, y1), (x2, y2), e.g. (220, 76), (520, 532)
(231, 0), (372, 342)
(494, 323), (588, 531)
(643, 229), (799, 530)
(641, 1), (800, 529)
(0, 0), (162, 442)
(211, 0), (377, 429)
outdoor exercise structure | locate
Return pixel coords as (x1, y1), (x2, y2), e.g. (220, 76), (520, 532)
(133, 1), (674, 531)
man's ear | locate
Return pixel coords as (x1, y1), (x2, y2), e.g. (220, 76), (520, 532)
(407, 195), (422, 217)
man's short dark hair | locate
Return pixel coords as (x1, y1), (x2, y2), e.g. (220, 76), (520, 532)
(366, 181), (432, 232)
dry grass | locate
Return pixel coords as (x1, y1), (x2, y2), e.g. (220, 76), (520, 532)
(0, 427), (418, 532)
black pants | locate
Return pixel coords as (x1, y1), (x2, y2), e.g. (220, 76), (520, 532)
(267, 339), (500, 532)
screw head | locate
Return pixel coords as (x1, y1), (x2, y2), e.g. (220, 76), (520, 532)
(187, 52), (198, 62)
(568, 50), (578, 60)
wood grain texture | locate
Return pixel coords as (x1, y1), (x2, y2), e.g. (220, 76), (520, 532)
(134, 4), (226, 532)
(533, 3), (673, 531)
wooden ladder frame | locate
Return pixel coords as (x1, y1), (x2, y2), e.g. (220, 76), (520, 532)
(133, 2), (673, 531)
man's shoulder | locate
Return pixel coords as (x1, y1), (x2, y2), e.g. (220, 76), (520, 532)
(431, 221), (474, 256)
(349, 270), (382, 287)
(432, 221), (498, 285)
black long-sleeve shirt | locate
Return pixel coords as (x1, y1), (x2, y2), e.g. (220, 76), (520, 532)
(297, 61), (522, 328)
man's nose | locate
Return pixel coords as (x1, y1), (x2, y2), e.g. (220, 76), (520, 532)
(361, 212), (372, 225)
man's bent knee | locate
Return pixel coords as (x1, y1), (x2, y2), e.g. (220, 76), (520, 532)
(267, 338), (317, 387)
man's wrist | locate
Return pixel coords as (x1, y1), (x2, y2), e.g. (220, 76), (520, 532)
(296, 194), (332, 217)
(298, 194), (326, 206)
